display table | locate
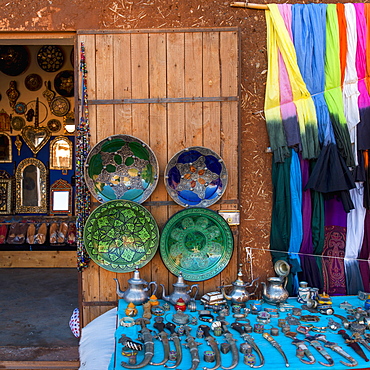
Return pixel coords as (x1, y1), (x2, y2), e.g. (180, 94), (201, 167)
(105, 295), (370, 370)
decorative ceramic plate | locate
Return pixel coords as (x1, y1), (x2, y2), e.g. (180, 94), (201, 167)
(164, 146), (228, 208)
(85, 134), (159, 204)
(54, 70), (74, 97)
(37, 45), (64, 72)
(11, 116), (25, 131)
(25, 73), (43, 91)
(83, 200), (159, 273)
(14, 102), (27, 115)
(160, 207), (234, 281)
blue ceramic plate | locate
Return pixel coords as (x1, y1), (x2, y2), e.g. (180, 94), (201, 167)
(164, 146), (228, 208)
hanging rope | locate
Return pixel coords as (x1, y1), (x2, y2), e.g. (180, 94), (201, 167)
(76, 42), (91, 271)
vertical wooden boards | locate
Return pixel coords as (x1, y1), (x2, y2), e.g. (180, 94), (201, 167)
(77, 28), (239, 324)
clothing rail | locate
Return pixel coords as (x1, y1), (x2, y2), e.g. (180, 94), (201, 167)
(230, 1), (268, 9)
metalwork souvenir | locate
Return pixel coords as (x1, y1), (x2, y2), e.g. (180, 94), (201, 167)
(183, 326), (201, 370)
(220, 342), (231, 354)
(47, 119), (62, 132)
(119, 317), (135, 327)
(304, 336), (334, 366)
(0, 178), (13, 214)
(6, 80), (19, 110)
(43, 80), (56, 105)
(25, 73), (42, 91)
(150, 322), (170, 366)
(0, 45), (29, 76)
(201, 291), (228, 310)
(292, 339), (316, 365)
(114, 267), (157, 305)
(338, 329), (369, 362)
(37, 45), (64, 72)
(262, 332), (289, 367)
(15, 135), (21, 155)
(204, 350), (216, 363)
(0, 132), (11, 162)
(14, 102), (27, 115)
(11, 116), (25, 132)
(314, 334), (358, 367)
(85, 134), (159, 204)
(161, 271), (199, 305)
(164, 146), (228, 208)
(121, 318), (154, 369)
(49, 136), (73, 170)
(50, 179), (72, 216)
(220, 321), (239, 369)
(15, 158), (47, 214)
(119, 334), (143, 351)
(358, 291), (370, 301)
(0, 109), (10, 131)
(200, 325), (221, 369)
(220, 265), (258, 304)
(253, 324), (264, 333)
(160, 207), (234, 281)
(84, 200), (159, 273)
(54, 70), (74, 97)
(50, 96), (70, 117)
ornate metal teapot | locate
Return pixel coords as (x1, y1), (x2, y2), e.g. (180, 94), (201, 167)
(220, 265), (259, 304)
(261, 260), (290, 305)
(161, 272), (199, 305)
(114, 266), (157, 306)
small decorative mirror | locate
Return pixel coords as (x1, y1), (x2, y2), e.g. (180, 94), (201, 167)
(50, 136), (73, 171)
(63, 112), (75, 134)
(15, 158), (47, 213)
(50, 179), (72, 215)
(0, 132), (12, 163)
(0, 178), (13, 214)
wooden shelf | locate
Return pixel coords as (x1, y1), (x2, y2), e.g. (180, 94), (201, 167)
(0, 250), (77, 268)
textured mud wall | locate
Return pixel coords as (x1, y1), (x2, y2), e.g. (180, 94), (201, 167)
(0, 0), (275, 284)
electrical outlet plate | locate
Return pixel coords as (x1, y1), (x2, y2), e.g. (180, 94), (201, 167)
(218, 210), (240, 225)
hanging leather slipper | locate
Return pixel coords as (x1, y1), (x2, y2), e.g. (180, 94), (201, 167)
(58, 222), (68, 244)
(35, 222), (47, 245)
(16, 223), (28, 244)
(6, 223), (18, 244)
(50, 223), (58, 244)
(27, 223), (36, 244)
(0, 224), (8, 244)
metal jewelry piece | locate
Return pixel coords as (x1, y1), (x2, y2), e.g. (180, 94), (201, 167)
(220, 321), (239, 370)
(262, 332), (289, 367)
(120, 317), (136, 327)
(199, 314), (215, 323)
(204, 350), (216, 363)
(313, 334), (358, 367)
(220, 342), (231, 354)
(121, 318), (154, 369)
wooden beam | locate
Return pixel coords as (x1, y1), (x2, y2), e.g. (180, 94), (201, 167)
(230, 2), (268, 9)
(0, 361), (79, 369)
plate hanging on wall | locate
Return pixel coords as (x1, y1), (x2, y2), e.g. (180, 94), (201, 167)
(164, 146), (228, 208)
(11, 116), (25, 131)
(83, 199), (159, 273)
(25, 73), (43, 91)
(84, 134), (159, 204)
(37, 45), (64, 72)
(0, 46), (30, 76)
(159, 207), (234, 281)
(54, 70), (74, 97)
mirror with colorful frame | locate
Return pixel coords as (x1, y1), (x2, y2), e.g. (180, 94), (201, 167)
(50, 136), (73, 171)
(15, 158), (47, 214)
(50, 179), (72, 216)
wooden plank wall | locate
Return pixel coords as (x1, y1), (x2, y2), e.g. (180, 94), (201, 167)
(77, 28), (240, 326)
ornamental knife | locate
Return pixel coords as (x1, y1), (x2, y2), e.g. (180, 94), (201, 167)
(338, 330), (369, 362)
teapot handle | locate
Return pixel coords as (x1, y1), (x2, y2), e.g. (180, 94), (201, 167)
(148, 281), (158, 296)
(189, 284), (199, 300)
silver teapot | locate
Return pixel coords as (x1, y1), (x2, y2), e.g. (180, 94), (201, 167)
(261, 260), (290, 305)
(161, 272), (199, 305)
(220, 266), (259, 304)
(114, 266), (157, 306)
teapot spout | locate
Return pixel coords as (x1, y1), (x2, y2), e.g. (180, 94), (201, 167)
(114, 278), (125, 298)
(220, 285), (232, 301)
(160, 283), (170, 302)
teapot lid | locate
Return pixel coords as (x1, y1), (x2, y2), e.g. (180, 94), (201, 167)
(233, 265), (246, 286)
(173, 271), (188, 288)
(128, 266), (148, 285)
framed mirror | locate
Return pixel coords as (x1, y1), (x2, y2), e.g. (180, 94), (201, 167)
(50, 136), (73, 170)
(0, 132), (12, 163)
(50, 179), (72, 215)
(15, 158), (47, 214)
(0, 178), (13, 214)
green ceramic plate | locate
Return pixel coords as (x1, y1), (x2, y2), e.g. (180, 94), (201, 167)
(160, 208), (234, 281)
(84, 134), (159, 204)
(83, 200), (159, 272)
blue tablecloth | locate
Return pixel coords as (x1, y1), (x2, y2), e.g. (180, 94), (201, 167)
(109, 295), (370, 370)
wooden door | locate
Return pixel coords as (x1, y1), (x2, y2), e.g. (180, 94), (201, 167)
(77, 28), (240, 325)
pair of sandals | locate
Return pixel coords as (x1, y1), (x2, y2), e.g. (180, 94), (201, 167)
(50, 222), (69, 244)
(26, 223), (47, 245)
(7, 223), (29, 244)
